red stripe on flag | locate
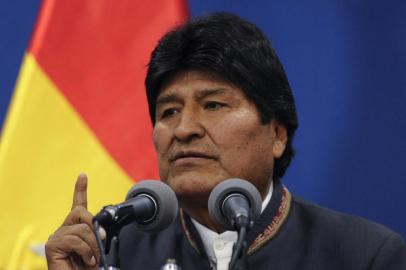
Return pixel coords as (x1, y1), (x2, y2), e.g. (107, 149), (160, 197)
(29, 0), (188, 180)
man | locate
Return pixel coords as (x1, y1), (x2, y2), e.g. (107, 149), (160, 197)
(45, 13), (406, 270)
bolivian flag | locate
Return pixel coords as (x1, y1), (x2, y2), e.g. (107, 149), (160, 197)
(0, 1), (187, 269)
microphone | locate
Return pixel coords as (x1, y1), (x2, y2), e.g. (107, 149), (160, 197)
(208, 179), (262, 270)
(208, 178), (262, 231)
(94, 180), (178, 232)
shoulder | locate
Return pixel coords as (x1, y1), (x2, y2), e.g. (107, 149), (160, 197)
(291, 196), (396, 238)
(290, 195), (400, 244)
(288, 196), (406, 268)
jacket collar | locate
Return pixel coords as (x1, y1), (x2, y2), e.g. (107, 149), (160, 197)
(179, 180), (292, 256)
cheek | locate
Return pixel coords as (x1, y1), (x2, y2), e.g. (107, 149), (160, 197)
(152, 124), (171, 154)
(208, 111), (274, 179)
(225, 132), (274, 190)
(152, 124), (172, 179)
(225, 134), (272, 170)
(210, 109), (266, 150)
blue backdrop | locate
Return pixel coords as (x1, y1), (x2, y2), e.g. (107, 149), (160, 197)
(1, 0), (405, 238)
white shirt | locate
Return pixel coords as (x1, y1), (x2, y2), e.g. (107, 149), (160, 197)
(192, 182), (273, 270)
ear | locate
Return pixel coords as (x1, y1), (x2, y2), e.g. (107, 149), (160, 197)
(271, 120), (288, 158)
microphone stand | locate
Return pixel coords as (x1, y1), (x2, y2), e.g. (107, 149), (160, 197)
(93, 220), (122, 270)
(228, 218), (250, 270)
(103, 236), (120, 270)
(94, 203), (147, 270)
(230, 241), (248, 270)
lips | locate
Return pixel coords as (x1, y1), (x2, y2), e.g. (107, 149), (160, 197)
(170, 151), (215, 162)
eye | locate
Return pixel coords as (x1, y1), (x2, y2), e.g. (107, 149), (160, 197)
(204, 101), (225, 110)
(161, 108), (179, 119)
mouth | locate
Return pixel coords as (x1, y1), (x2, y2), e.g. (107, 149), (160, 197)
(170, 151), (215, 163)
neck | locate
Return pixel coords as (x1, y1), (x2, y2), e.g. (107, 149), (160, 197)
(180, 203), (225, 233)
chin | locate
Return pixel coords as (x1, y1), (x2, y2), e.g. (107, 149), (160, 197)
(164, 174), (219, 204)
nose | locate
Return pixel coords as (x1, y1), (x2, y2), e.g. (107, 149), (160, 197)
(174, 108), (205, 143)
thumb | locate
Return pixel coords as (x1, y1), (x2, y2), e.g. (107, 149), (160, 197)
(71, 173), (88, 210)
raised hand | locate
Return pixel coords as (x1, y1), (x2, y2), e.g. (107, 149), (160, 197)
(45, 174), (103, 270)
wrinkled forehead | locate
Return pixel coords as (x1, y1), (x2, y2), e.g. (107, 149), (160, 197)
(157, 69), (234, 97)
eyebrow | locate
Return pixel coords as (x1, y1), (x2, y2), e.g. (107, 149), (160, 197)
(156, 93), (182, 105)
(156, 88), (229, 106)
(195, 88), (228, 100)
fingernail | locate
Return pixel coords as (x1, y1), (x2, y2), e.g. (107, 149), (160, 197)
(90, 256), (96, 266)
(99, 227), (106, 240)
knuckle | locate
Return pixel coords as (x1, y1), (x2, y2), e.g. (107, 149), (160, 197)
(54, 224), (74, 236)
(44, 239), (54, 252)
(77, 222), (86, 229)
(72, 205), (86, 215)
(76, 205), (86, 211)
(68, 234), (82, 245)
(63, 211), (78, 226)
(52, 227), (65, 237)
(64, 206), (92, 226)
(79, 223), (93, 233)
(75, 240), (92, 255)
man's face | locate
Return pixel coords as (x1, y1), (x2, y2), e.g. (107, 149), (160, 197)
(153, 70), (287, 206)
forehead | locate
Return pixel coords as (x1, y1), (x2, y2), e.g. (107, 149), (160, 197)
(157, 70), (244, 99)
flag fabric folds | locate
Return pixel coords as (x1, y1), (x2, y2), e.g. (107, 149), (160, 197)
(0, 1), (187, 269)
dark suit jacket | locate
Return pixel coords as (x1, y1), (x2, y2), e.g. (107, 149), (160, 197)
(119, 181), (406, 269)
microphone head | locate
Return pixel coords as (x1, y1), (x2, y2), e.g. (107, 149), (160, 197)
(208, 178), (262, 231)
(126, 180), (178, 232)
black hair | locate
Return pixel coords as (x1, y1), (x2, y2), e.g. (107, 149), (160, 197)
(145, 12), (298, 179)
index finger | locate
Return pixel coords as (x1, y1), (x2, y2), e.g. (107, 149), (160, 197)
(71, 173), (88, 210)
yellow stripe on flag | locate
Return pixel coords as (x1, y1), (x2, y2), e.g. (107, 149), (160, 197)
(0, 54), (133, 268)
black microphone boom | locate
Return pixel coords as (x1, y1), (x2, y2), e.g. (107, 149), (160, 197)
(94, 180), (178, 232)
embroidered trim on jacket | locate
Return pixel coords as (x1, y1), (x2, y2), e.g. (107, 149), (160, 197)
(248, 187), (292, 254)
(180, 210), (201, 254)
(180, 186), (292, 256)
